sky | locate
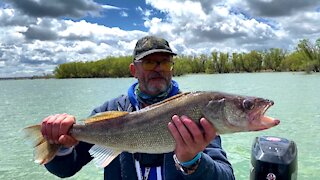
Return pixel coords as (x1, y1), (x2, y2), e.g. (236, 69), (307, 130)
(0, 0), (320, 77)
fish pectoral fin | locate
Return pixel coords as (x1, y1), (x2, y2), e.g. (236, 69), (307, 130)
(89, 145), (122, 168)
(85, 111), (129, 124)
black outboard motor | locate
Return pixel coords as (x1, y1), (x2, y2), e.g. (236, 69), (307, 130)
(250, 136), (297, 180)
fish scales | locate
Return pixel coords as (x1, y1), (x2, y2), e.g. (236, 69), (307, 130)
(23, 91), (280, 167)
(71, 92), (210, 153)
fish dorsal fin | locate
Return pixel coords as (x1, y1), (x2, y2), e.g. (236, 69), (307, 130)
(146, 92), (191, 109)
(85, 111), (129, 124)
(89, 145), (122, 168)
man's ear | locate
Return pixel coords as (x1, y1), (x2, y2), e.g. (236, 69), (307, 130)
(130, 63), (136, 77)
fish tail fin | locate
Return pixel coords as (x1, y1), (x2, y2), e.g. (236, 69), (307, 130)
(22, 125), (61, 164)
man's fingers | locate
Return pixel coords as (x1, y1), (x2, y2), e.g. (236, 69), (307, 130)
(41, 113), (73, 145)
(168, 115), (185, 146)
(180, 116), (204, 143)
(59, 135), (78, 148)
(45, 114), (60, 143)
(41, 116), (51, 138)
(59, 115), (75, 139)
(172, 115), (194, 146)
(51, 114), (68, 143)
(200, 118), (217, 142)
(168, 122), (181, 142)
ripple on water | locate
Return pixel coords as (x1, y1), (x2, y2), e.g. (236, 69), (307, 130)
(1, 73), (319, 180)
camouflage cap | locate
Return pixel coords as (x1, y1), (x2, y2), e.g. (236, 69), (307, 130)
(133, 36), (177, 61)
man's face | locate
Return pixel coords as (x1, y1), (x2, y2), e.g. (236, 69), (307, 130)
(130, 52), (173, 96)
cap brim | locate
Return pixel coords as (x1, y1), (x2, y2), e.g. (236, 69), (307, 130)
(134, 49), (177, 61)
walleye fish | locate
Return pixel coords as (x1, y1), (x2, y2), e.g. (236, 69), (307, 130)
(23, 91), (280, 168)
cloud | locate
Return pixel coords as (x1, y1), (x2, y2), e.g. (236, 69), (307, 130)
(144, 0), (281, 53)
(101, 5), (123, 10)
(144, 0), (320, 54)
(0, 8), (36, 26)
(246, 0), (318, 17)
(120, 11), (128, 17)
(5, 0), (101, 18)
(23, 22), (59, 41)
(1, 0), (320, 77)
(0, 5), (146, 77)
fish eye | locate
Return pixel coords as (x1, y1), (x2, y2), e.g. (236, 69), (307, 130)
(242, 99), (255, 110)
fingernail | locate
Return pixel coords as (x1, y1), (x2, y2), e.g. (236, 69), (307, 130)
(200, 118), (207, 123)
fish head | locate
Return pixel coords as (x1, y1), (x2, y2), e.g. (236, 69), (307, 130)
(204, 93), (280, 133)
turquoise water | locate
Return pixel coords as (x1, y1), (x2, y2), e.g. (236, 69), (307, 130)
(0, 72), (319, 180)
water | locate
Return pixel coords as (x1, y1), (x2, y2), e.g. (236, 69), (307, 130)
(0, 72), (319, 180)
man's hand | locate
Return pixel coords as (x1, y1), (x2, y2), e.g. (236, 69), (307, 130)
(168, 115), (217, 162)
(41, 113), (78, 147)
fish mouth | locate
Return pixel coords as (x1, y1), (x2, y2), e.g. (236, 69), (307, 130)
(249, 100), (280, 131)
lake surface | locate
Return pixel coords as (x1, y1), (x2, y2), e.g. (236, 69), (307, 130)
(0, 72), (319, 180)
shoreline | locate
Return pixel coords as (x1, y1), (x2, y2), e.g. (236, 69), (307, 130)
(0, 76), (54, 80)
(0, 71), (316, 80)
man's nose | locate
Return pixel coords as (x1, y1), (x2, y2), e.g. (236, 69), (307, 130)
(153, 62), (162, 71)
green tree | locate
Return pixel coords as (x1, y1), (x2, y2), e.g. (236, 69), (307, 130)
(281, 52), (305, 71)
(231, 52), (242, 72)
(263, 48), (286, 71)
(296, 39), (320, 72)
(242, 51), (263, 72)
(53, 37), (320, 78)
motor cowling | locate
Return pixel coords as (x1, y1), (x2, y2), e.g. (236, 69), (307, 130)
(250, 136), (297, 180)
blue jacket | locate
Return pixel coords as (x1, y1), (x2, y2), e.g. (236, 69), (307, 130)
(45, 95), (235, 180)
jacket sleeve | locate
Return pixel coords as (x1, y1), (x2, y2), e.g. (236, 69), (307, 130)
(44, 97), (123, 178)
(44, 141), (94, 178)
(183, 136), (235, 180)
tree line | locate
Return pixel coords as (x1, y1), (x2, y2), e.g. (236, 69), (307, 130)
(54, 38), (320, 78)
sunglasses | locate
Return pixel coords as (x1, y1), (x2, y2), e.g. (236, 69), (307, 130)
(135, 60), (174, 71)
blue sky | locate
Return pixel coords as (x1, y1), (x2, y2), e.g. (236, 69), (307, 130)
(77, 0), (160, 31)
(0, 0), (320, 77)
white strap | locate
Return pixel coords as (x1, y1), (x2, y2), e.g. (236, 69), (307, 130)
(156, 166), (162, 180)
(135, 160), (142, 180)
(144, 167), (151, 180)
(135, 160), (162, 180)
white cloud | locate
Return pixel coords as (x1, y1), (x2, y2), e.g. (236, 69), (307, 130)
(144, 0), (320, 53)
(101, 5), (122, 10)
(0, 61), (5, 67)
(120, 11), (128, 17)
(0, 7), (146, 77)
(1, 0), (320, 77)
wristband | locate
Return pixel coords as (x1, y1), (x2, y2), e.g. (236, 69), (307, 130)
(180, 152), (202, 167)
(173, 152), (202, 175)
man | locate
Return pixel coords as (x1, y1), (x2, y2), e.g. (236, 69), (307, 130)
(41, 36), (235, 179)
